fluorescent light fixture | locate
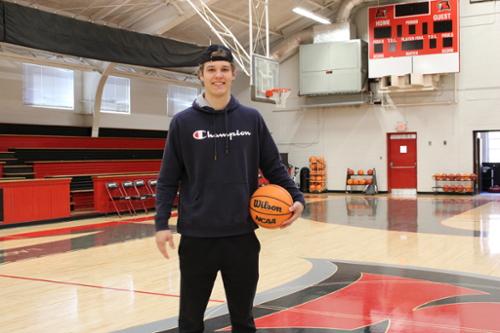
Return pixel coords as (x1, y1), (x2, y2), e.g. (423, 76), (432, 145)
(292, 7), (331, 25)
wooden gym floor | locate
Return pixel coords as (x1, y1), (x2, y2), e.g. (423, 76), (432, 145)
(1, 193), (500, 332)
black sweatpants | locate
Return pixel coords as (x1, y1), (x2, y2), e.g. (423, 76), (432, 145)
(178, 232), (260, 333)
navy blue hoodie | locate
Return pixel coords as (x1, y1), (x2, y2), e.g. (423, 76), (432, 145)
(155, 94), (305, 237)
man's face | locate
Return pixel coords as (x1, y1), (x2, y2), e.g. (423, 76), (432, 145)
(199, 61), (236, 98)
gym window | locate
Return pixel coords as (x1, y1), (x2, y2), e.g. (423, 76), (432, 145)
(167, 85), (198, 117)
(101, 76), (130, 114)
(23, 63), (74, 109)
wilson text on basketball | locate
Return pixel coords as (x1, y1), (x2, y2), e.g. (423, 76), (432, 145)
(252, 200), (283, 212)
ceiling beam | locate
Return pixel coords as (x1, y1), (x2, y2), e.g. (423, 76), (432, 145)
(275, 14), (303, 32)
(91, 0), (133, 21)
(119, 4), (166, 28)
(7, 0), (125, 29)
(170, 1), (185, 15)
(183, 0), (251, 75)
(305, 0), (331, 11)
(155, 0), (221, 35)
(212, 8), (282, 37)
(75, 0), (101, 16)
(111, 1), (144, 20)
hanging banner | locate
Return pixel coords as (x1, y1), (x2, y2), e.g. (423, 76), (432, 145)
(0, 1), (205, 68)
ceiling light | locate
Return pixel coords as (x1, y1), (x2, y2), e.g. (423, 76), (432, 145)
(292, 7), (331, 25)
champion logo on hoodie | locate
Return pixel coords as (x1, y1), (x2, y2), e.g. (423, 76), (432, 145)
(192, 129), (252, 141)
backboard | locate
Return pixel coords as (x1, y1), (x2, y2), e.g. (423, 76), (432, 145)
(251, 54), (279, 104)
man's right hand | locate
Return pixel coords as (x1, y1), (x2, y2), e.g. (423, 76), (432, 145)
(155, 230), (175, 259)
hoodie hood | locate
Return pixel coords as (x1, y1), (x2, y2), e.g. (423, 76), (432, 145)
(192, 93), (240, 114)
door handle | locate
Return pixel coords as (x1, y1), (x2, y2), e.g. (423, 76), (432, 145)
(390, 162), (416, 169)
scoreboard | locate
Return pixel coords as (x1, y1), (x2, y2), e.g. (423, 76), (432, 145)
(368, 0), (459, 78)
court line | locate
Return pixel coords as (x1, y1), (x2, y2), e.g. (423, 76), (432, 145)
(0, 273), (225, 303)
(0, 212), (177, 241)
(114, 258), (338, 333)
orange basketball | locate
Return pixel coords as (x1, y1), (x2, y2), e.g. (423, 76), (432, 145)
(249, 184), (293, 229)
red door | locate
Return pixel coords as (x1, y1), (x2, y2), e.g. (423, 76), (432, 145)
(387, 132), (417, 190)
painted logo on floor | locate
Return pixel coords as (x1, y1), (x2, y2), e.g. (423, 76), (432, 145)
(160, 261), (500, 332)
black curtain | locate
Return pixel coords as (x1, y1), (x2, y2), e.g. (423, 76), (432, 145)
(0, 1), (205, 68)
(0, 2), (4, 41)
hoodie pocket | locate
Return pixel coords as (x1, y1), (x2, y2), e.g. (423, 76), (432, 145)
(190, 181), (250, 228)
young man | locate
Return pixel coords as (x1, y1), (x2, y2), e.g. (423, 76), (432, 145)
(155, 44), (305, 333)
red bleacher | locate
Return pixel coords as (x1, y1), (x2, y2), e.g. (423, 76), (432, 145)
(0, 134), (166, 225)
(32, 160), (161, 178)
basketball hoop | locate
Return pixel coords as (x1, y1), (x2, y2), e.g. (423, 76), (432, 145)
(265, 88), (291, 108)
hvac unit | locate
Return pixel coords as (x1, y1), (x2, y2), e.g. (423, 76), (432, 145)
(299, 39), (367, 95)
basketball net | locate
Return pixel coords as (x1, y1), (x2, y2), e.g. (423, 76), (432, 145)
(265, 88), (291, 108)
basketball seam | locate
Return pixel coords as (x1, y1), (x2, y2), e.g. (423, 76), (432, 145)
(249, 206), (292, 216)
(265, 184), (293, 202)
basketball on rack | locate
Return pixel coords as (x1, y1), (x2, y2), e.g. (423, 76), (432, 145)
(249, 184), (293, 229)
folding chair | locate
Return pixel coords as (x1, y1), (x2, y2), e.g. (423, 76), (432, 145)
(132, 179), (152, 213)
(146, 179), (157, 198)
(145, 179), (178, 207)
(121, 181), (140, 214)
(105, 182), (134, 217)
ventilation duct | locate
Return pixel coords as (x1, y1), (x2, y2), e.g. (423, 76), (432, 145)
(271, 0), (372, 62)
(336, 0), (372, 22)
(271, 29), (313, 63)
(313, 22), (357, 43)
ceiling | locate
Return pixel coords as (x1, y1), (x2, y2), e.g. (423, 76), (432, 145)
(1, 0), (377, 82)
(5, 0), (344, 55)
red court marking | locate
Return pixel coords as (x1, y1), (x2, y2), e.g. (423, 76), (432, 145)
(0, 212), (178, 241)
(254, 273), (500, 332)
(0, 273), (225, 303)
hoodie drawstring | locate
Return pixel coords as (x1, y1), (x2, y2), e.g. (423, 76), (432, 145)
(224, 109), (230, 155)
(212, 116), (217, 160)
(196, 94), (234, 161)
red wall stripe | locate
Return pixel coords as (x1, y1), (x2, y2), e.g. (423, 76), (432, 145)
(0, 135), (165, 151)
(32, 160), (161, 178)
